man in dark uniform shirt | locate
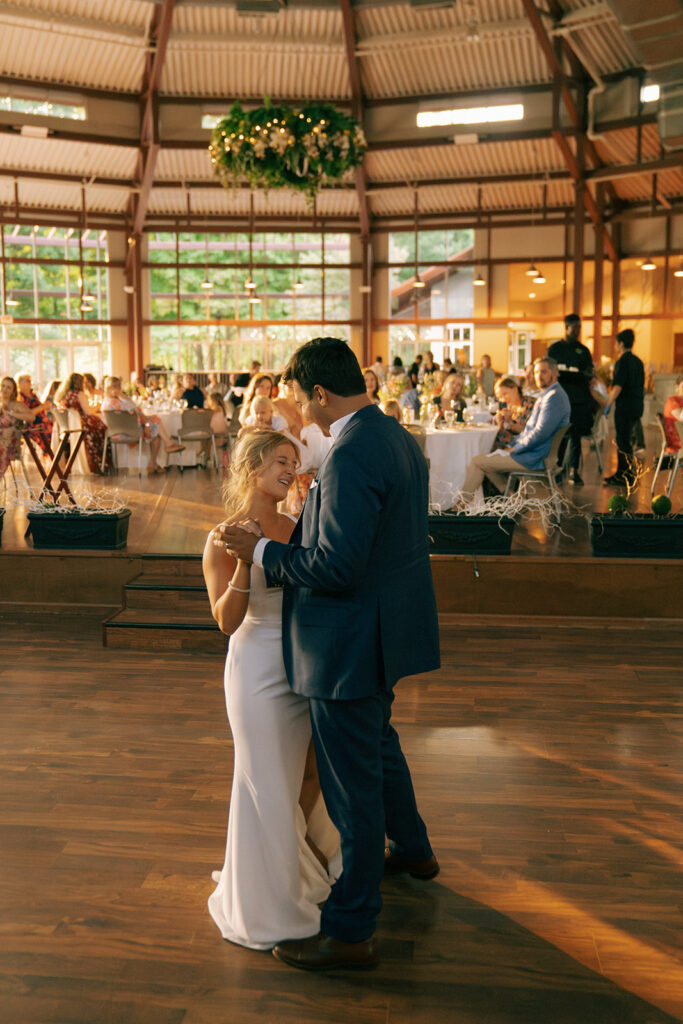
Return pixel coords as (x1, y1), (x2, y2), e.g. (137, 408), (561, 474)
(181, 372), (205, 409)
(547, 314), (594, 485)
(604, 328), (645, 487)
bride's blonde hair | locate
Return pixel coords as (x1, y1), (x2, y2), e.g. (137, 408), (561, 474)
(222, 428), (298, 519)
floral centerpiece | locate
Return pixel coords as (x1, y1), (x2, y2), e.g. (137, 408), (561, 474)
(379, 376), (408, 405)
(209, 100), (367, 203)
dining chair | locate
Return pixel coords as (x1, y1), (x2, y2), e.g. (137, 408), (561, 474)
(101, 410), (146, 476)
(503, 424), (569, 514)
(650, 413), (683, 497)
(174, 409), (217, 470)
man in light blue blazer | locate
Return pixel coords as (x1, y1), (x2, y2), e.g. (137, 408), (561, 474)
(460, 356), (570, 500)
(222, 338), (440, 971)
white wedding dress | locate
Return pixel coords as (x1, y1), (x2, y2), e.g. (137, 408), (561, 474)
(208, 558), (341, 951)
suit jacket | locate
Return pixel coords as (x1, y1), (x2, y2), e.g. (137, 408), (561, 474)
(262, 404), (440, 699)
(509, 381), (571, 469)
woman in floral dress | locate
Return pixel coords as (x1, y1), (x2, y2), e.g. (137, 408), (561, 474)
(1, 376), (37, 480)
(56, 372), (111, 474)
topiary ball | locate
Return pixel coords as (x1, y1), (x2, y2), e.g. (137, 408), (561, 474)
(652, 494), (672, 517)
(607, 493), (629, 515)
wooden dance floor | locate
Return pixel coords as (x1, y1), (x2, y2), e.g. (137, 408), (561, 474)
(2, 610), (682, 1024)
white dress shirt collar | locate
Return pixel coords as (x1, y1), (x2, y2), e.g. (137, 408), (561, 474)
(329, 409), (359, 443)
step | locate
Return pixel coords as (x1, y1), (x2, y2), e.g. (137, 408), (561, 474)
(123, 575), (211, 611)
(103, 607), (227, 653)
(139, 553), (205, 579)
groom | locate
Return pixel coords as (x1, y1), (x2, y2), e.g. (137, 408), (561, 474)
(222, 338), (440, 969)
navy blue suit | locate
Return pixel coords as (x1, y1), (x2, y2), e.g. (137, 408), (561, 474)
(262, 404), (440, 941)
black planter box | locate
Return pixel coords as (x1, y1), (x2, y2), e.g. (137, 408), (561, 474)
(590, 513), (683, 559)
(27, 508), (131, 550)
(428, 513), (516, 555)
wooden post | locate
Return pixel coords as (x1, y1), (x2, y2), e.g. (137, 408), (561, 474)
(611, 221), (621, 345)
(593, 184), (605, 360)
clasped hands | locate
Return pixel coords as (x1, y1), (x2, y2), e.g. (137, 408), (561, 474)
(212, 518), (263, 563)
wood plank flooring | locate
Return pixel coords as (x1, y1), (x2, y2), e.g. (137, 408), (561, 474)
(1, 613), (681, 1024)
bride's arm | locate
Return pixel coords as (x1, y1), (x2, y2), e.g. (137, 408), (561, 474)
(202, 525), (252, 635)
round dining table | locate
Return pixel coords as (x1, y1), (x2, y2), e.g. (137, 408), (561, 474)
(424, 424), (498, 509)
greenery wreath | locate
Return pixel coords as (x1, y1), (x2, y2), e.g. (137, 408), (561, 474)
(209, 100), (367, 201)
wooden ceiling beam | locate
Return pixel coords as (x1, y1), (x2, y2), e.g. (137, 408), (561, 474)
(129, 0), (176, 260)
(340, 0), (370, 240)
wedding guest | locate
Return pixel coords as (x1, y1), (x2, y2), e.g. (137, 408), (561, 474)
(224, 372), (249, 410)
(17, 373), (52, 455)
(663, 376), (683, 453)
(522, 363), (540, 397)
(101, 376), (184, 473)
(460, 356), (570, 503)
(56, 372), (111, 474)
(603, 328), (645, 487)
(285, 410), (333, 515)
(206, 392), (232, 469)
(389, 356), (406, 379)
(443, 357), (454, 374)
(364, 368), (381, 405)
(238, 373), (276, 426)
(435, 373), (467, 423)
(241, 395), (280, 431)
(383, 399), (402, 422)
(203, 372), (222, 398)
(1, 376), (37, 480)
(171, 374), (185, 401)
(272, 377), (304, 438)
(129, 372), (147, 400)
(491, 376), (536, 450)
(249, 359), (262, 377)
(476, 354), (496, 397)
(181, 373), (205, 409)
(547, 314), (594, 486)
(83, 373), (103, 410)
(399, 369), (421, 417)
(369, 355), (386, 383)
(420, 351), (439, 379)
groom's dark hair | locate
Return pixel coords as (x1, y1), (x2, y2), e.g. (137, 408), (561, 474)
(283, 337), (365, 398)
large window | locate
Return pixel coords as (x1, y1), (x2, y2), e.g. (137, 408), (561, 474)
(147, 231), (354, 372)
(0, 225), (111, 386)
(388, 228), (475, 366)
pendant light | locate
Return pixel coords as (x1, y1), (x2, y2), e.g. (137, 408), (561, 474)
(200, 232), (213, 289)
(525, 262), (539, 277)
(533, 269), (546, 284)
(674, 263), (683, 278)
(641, 258), (656, 271)
(473, 271), (486, 286)
(246, 192), (260, 305)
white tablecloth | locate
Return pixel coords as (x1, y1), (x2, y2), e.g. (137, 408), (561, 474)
(425, 426), (498, 509)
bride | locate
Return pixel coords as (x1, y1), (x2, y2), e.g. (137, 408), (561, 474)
(202, 428), (340, 950)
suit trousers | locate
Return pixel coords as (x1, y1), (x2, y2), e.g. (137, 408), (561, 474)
(309, 689), (432, 943)
(614, 404), (638, 477)
(461, 451), (528, 498)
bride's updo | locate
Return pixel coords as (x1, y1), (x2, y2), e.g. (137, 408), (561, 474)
(223, 428), (298, 519)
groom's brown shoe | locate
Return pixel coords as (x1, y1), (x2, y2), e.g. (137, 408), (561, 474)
(384, 847), (440, 880)
(272, 932), (378, 971)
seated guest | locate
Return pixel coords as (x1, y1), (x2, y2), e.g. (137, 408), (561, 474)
(56, 372), (111, 474)
(181, 373), (205, 409)
(522, 363), (539, 397)
(83, 373), (103, 410)
(369, 355), (386, 383)
(203, 372), (222, 398)
(383, 399), (402, 422)
(435, 373), (467, 423)
(17, 373), (52, 456)
(272, 377), (304, 438)
(101, 377), (184, 473)
(663, 375), (683, 453)
(364, 368), (381, 405)
(420, 351), (439, 379)
(443, 357), (454, 374)
(460, 356), (570, 502)
(241, 395), (280, 431)
(492, 376), (536, 450)
(171, 374), (185, 401)
(206, 392), (231, 436)
(285, 410), (333, 515)
(238, 373), (279, 427)
(389, 356), (407, 379)
(1, 376), (37, 479)
(399, 369), (420, 418)
(224, 372), (248, 409)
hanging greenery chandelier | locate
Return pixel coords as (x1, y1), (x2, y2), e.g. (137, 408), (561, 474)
(209, 100), (367, 202)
